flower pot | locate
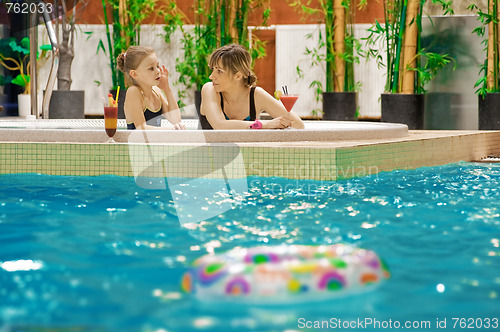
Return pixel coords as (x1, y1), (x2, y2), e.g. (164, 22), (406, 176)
(17, 94), (31, 118)
(478, 93), (500, 130)
(424, 92), (459, 130)
(322, 92), (357, 121)
(381, 93), (424, 130)
(109, 88), (126, 119)
(48, 91), (85, 119)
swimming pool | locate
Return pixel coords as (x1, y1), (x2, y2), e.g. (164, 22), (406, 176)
(0, 162), (499, 331)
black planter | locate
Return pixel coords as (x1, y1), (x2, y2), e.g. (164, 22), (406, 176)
(424, 92), (459, 130)
(48, 90), (85, 119)
(110, 88), (126, 119)
(195, 90), (202, 117)
(322, 92), (357, 121)
(478, 93), (500, 130)
(381, 93), (424, 129)
(194, 90), (205, 129)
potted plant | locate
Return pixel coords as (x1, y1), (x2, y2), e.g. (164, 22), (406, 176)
(99, 0), (157, 117)
(46, 0), (88, 119)
(0, 37), (50, 117)
(163, 0), (271, 110)
(365, 0), (453, 129)
(290, 0), (366, 121)
(469, 2), (500, 129)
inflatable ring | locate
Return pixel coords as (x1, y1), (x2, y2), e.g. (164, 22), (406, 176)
(181, 244), (390, 304)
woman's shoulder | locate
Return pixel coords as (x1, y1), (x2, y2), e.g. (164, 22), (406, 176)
(201, 82), (214, 92)
(253, 86), (274, 100)
(253, 86), (266, 94)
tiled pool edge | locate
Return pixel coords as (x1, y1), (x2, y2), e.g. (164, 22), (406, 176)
(335, 131), (500, 179)
(1, 131), (499, 180)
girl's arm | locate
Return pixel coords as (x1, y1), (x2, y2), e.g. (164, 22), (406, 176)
(200, 82), (252, 129)
(254, 87), (305, 129)
(158, 65), (184, 129)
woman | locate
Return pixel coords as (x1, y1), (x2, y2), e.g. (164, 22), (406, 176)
(200, 44), (304, 130)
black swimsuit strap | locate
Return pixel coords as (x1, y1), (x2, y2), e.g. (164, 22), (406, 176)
(219, 86), (256, 120)
(249, 86), (256, 120)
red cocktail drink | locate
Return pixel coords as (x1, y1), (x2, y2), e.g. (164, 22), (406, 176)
(280, 95), (299, 112)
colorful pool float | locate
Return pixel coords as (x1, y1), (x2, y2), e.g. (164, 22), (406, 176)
(181, 244), (390, 304)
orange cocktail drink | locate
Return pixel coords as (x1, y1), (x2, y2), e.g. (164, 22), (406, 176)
(104, 106), (118, 141)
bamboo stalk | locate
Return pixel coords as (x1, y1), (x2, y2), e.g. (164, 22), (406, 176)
(325, 0), (335, 92)
(238, 0), (250, 45)
(391, 0), (408, 93)
(228, 0), (238, 43)
(494, 0), (500, 91)
(333, 0), (345, 92)
(383, 0), (392, 91)
(101, 0), (116, 88)
(345, 1), (355, 92)
(487, 0), (495, 90)
(118, 0), (126, 45)
(386, 0), (396, 25)
(401, 0), (419, 94)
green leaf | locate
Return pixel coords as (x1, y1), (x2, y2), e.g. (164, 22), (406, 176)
(20, 37), (30, 52)
(11, 74), (29, 87)
(96, 39), (107, 55)
(9, 39), (29, 55)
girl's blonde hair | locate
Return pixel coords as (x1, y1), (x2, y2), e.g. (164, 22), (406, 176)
(209, 44), (257, 87)
(116, 46), (155, 87)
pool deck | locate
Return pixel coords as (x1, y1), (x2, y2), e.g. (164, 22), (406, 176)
(0, 119), (499, 180)
(0, 119), (408, 142)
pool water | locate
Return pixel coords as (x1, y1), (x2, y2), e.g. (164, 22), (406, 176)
(0, 162), (499, 331)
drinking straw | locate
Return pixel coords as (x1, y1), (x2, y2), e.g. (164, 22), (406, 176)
(115, 86), (120, 106)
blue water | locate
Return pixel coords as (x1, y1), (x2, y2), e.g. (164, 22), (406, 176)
(0, 162), (499, 331)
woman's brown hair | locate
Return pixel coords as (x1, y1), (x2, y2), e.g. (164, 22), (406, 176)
(209, 44), (257, 87)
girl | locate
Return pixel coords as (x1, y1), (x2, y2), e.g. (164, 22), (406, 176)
(117, 46), (185, 130)
(200, 44), (305, 130)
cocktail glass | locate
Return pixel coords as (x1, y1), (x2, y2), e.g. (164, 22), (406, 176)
(104, 106), (118, 143)
(280, 94), (299, 128)
(280, 94), (299, 112)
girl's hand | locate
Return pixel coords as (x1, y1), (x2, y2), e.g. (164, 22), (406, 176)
(262, 116), (291, 129)
(158, 65), (171, 91)
(172, 122), (186, 130)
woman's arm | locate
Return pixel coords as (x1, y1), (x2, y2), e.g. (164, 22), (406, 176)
(254, 87), (305, 129)
(200, 82), (252, 129)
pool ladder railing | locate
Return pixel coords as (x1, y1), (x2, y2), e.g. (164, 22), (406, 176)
(29, 0), (59, 119)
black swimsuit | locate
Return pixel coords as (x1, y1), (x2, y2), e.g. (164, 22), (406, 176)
(127, 90), (163, 130)
(199, 87), (257, 129)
